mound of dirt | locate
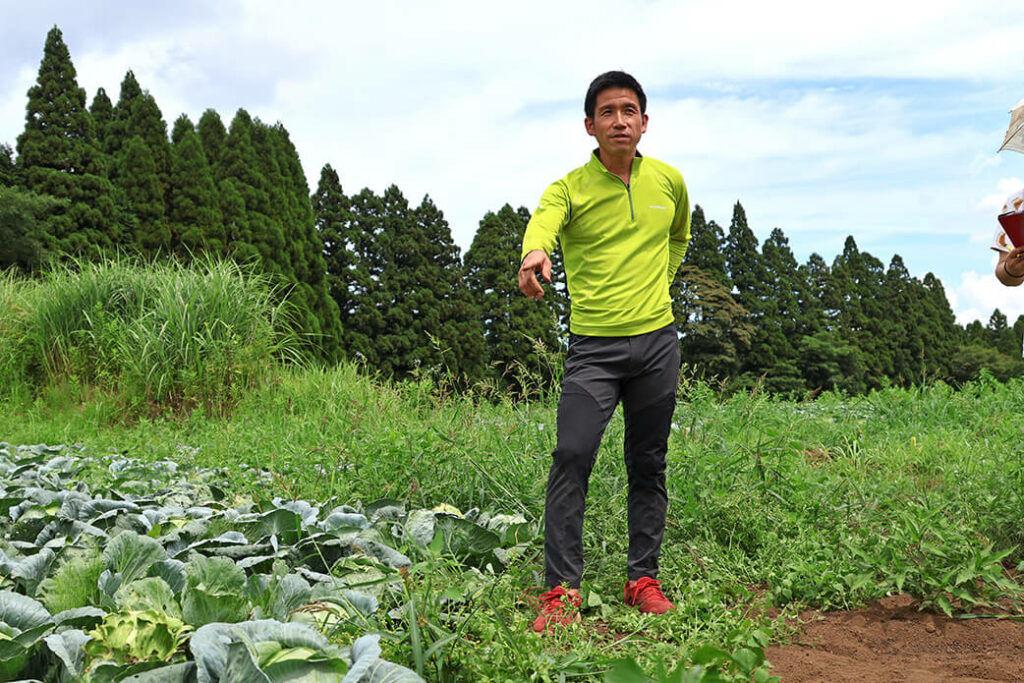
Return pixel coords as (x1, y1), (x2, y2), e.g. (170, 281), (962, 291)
(766, 594), (1024, 682)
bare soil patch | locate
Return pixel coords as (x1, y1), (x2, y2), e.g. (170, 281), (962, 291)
(766, 594), (1024, 682)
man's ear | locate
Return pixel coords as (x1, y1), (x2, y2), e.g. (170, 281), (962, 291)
(640, 113), (648, 134)
(584, 117), (596, 137)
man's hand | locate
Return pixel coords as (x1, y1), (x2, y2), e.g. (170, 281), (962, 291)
(518, 249), (552, 299)
(998, 245), (1024, 286)
(1005, 246), (1024, 277)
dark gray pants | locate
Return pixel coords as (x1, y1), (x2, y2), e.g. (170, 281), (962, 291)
(545, 323), (679, 588)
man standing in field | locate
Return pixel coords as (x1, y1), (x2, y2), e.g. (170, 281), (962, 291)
(518, 71), (690, 632)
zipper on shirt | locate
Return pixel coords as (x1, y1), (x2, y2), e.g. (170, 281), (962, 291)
(609, 173), (635, 221)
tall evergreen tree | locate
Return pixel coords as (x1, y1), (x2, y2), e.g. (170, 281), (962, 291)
(197, 109), (227, 171)
(104, 71), (142, 164)
(987, 309), (1019, 358)
(16, 26), (117, 256)
(217, 178), (249, 255)
(111, 75), (172, 207)
(918, 272), (960, 380)
(797, 253), (828, 333)
(407, 196), (485, 382)
(121, 135), (169, 255)
(684, 205), (729, 288)
(722, 202), (773, 385)
(218, 109), (283, 270)
(89, 88), (114, 154)
(0, 143), (18, 187)
(257, 122), (341, 360)
(339, 186), (485, 381)
(171, 114), (194, 145)
(167, 127), (224, 257)
(723, 202), (763, 305)
(313, 164), (354, 319)
(825, 237), (892, 386)
(465, 204), (563, 387)
(755, 227), (807, 393)
(342, 187), (389, 364)
(672, 264), (753, 382)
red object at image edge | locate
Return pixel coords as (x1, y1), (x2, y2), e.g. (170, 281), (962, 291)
(999, 211), (1024, 248)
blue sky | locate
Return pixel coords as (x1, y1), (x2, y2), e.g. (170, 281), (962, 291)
(3, 0), (1024, 325)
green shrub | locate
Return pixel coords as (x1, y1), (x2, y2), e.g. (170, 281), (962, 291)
(0, 256), (301, 417)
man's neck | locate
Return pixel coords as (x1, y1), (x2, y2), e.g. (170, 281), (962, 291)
(598, 149), (636, 184)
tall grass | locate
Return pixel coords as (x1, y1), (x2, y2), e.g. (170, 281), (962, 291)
(0, 256), (301, 417)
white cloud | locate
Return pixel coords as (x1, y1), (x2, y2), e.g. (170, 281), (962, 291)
(952, 267), (1024, 326)
(977, 177), (1024, 213)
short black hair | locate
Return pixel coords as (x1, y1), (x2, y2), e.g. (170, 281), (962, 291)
(584, 71), (646, 119)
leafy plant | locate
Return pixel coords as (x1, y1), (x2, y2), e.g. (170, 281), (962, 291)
(181, 555), (250, 627)
(83, 608), (191, 667)
(38, 548), (105, 613)
(605, 630), (779, 683)
(0, 590), (54, 679)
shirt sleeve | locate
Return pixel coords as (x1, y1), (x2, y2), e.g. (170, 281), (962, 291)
(666, 170), (691, 281)
(521, 180), (570, 262)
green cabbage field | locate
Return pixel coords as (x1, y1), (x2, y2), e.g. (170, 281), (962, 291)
(1, 442), (535, 682)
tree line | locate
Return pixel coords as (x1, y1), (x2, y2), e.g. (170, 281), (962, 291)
(2, 27), (1022, 396)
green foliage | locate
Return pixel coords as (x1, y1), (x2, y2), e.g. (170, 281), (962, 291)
(215, 110), (342, 362)
(605, 629), (779, 682)
(0, 256), (298, 417)
(684, 205), (730, 289)
(182, 556), (249, 627)
(672, 264), (752, 382)
(120, 136), (169, 255)
(0, 142), (18, 187)
(0, 185), (64, 272)
(464, 204), (564, 392)
(196, 109), (227, 169)
(84, 608), (191, 666)
(0, 590), (53, 679)
(339, 185), (485, 384)
(948, 343), (1024, 384)
(167, 127), (225, 258)
(38, 548), (105, 613)
(16, 26), (117, 257)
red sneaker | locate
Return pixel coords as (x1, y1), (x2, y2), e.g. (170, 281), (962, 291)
(532, 586), (582, 633)
(624, 577), (675, 614)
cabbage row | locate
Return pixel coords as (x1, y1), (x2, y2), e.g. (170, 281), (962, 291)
(0, 443), (533, 682)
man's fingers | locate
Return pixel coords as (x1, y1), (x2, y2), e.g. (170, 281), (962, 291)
(518, 267), (545, 298)
(518, 250), (551, 298)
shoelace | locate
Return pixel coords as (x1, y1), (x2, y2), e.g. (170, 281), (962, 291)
(634, 579), (665, 601)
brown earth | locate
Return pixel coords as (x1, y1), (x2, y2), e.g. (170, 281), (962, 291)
(766, 594), (1024, 682)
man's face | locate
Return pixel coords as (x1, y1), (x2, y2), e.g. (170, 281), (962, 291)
(584, 87), (648, 159)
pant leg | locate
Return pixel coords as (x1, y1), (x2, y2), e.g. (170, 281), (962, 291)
(621, 325), (680, 580)
(544, 335), (624, 588)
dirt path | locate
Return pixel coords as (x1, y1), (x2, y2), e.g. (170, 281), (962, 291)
(766, 595), (1024, 682)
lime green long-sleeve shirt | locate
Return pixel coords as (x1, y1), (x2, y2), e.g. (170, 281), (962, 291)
(521, 151), (690, 336)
